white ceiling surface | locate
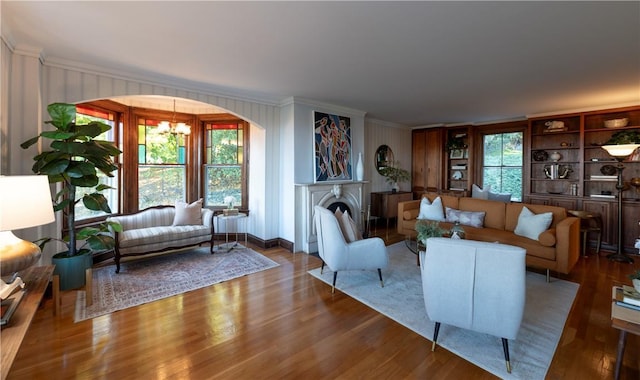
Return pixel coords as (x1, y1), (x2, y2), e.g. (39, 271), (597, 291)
(3, 1), (640, 127)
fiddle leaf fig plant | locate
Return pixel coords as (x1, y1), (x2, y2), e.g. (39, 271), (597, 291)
(20, 103), (123, 258)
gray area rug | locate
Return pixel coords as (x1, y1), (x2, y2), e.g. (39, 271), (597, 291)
(308, 241), (579, 379)
(75, 246), (279, 322)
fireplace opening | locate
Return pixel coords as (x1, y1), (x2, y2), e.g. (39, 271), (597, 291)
(327, 201), (352, 216)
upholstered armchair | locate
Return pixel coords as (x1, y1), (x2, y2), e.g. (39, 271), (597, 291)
(313, 205), (389, 293)
(420, 237), (526, 373)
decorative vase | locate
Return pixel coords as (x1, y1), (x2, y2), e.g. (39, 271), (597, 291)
(391, 182), (399, 193)
(355, 152), (364, 181)
(550, 151), (562, 162)
(52, 250), (93, 291)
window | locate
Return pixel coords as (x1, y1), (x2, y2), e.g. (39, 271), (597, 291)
(204, 120), (248, 209)
(482, 132), (523, 201)
(74, 105), (120, 221)
(137, 118), (187, 209)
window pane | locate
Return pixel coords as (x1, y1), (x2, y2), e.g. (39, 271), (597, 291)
(138, 165), (186, 209)
(482, 131), (523, 202)
(205, 166), (241, 207)
(74, 109), (118, 220)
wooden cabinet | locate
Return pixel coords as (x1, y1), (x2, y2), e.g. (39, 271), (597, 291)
(370, 191), (413, 221)
(412, 128), (443, 198)
(445, 126), (473, 193)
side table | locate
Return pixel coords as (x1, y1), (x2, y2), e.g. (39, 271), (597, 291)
(1, 265), (54, 380)
(216, 212), (248, 252)
(611, 286), (640, 380)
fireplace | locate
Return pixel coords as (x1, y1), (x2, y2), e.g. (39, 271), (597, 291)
(295, 181), (365, 253)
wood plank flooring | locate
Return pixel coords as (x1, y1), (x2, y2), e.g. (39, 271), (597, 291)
(5, 228), (640, 379)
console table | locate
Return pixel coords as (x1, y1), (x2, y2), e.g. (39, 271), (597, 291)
(1, 265), (54, 380)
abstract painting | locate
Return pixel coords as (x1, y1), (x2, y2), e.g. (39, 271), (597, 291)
(314, 111), (352, 182)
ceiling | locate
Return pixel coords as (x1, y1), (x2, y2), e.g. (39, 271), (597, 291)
(3, 1), (639, 127)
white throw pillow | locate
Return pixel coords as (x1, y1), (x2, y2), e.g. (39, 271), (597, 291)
(514, 206), (553, 241)
(172, 198), (203, 226)
(488, 191), (512, 202)
(417, 196), (445, 221)
(472, 184), (491, 200)
(341, 210), (363, 243)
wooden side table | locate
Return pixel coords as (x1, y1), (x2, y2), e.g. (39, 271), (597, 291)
(1, 265), (54, 380)
(370, 191), (412, 237)
(611, 286), (640, 380)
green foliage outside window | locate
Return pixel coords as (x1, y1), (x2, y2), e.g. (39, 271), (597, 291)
(483, 132), (523, 201)
(205, 125), (243, 207)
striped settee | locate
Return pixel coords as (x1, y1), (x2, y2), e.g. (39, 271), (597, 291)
(107, 205), (215, 273)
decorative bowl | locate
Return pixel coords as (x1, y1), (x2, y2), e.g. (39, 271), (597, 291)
(600, 165), (617, 176)
(532, 150), (548, 161)
(604, 118), (629, 129)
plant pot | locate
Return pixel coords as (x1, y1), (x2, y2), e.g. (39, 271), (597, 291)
(52, 250), (93, 291)
(633, 279), (640, 293)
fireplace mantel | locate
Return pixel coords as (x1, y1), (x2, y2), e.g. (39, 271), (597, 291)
(295, 181), (366, 253)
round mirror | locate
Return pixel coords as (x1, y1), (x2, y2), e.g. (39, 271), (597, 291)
(375, 145), (394, 174)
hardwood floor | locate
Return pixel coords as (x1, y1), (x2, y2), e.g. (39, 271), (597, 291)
(6, 228), (640, 379)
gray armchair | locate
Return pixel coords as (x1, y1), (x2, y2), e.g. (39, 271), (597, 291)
(314, 205), (389, 293)
(420, 237), (526, 373)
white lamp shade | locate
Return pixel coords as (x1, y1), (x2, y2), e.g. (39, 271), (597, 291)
(602, 144), (640, 158)
(0, 176), (55, 231)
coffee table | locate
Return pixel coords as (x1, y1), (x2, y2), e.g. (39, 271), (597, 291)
(405, 236), (425, 265)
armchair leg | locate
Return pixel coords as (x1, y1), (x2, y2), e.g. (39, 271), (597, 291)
(431, 322), (441, 351)
(332, 272), (337, 294)
(377, 268), (384, 288)
(321, 261), (325, 275)
(546, 269), (550, 283)
(502, 338), (512, 373)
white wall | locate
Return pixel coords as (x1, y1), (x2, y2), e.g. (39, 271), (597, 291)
(364, 118), (413, 195)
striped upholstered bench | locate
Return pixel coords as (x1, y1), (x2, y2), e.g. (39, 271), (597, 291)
(107, 205), (215, 273)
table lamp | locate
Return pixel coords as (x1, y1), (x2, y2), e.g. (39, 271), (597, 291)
(601, 143), (640, 263)
(0, 175), (55, 301)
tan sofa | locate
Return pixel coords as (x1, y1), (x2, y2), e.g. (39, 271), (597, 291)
(397, 193), (581, 278)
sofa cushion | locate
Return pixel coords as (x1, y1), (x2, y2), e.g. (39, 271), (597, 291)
(172, 199), (203, 226)
(118, 225), (212, 248)
(472, 184), (491, 199)
(339, 210), (362, 243)
(514, 206), (553, 241)
(445, 207), (485, 228)
(458, 197), (506, 230)
(403, 209), (419, 221)
(505, 203), (566, 231)
(418, 197), (445, 221)
(422, 193), (460, 210)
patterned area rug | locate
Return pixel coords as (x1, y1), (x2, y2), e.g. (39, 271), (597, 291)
(308, 241), (579, 379)
(75, 246), (279, 322)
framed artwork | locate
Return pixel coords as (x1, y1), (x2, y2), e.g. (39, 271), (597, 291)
(314, 111), (352, 182)
(450, 149), (465, 159)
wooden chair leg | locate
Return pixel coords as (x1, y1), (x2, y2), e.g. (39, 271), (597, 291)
(320, 261), (325, 275)
(377, 268), (384, 288)
(331, 272), (337, 294)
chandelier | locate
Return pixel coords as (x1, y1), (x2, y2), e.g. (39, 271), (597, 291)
(157, 99), (191, 135)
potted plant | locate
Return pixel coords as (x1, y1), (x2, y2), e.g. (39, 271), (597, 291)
(378, 161), (410, 193)
(21, 103), (122, 290)
(415, 220), (445, 247)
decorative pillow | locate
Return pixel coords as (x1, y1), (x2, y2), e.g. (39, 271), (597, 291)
(488, 191), (511, 202)
(472, 184), (491, 200)
(514, 206), (553, 241)
(341, 210), (363, 243)
(172, 198), (203, 226)
(445, 207), (485, 228)
(417, 197), (445, 221)
(538, 229), (557, 247)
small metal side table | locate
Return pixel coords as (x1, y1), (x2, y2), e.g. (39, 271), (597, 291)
(215, 212), (248, 252)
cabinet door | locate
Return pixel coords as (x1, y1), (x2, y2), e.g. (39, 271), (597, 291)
(412, 130), (427, 194)
(622, 203), (640, 252)
(425, 129), (443, 190)
(550, 198), (577, 210)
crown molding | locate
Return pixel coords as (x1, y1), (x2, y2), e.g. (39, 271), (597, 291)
(285, 96), (367, 118)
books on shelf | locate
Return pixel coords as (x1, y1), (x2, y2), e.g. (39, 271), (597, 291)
(589, 194), (616, 199)
(451, 165), (467, 170)
(590, 175), (618, 181)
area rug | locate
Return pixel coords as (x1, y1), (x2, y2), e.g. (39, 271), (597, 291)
(75, 246), (279, 322)
(308, 241), (579, 379)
